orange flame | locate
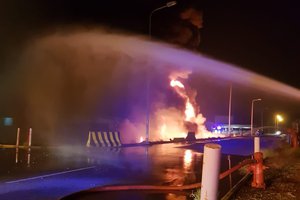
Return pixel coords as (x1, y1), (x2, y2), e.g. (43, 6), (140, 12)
(185, 100), (195, 121)
(170, 80), (185, 88)
(152, 73), (225, 141)
(160, 123), (167, 138)
(170, 79), (195, 122)
(139, 136), (144, 143)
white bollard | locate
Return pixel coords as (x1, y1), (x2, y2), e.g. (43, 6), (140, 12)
(254, 136), (260, 153)
(200, 143), (222, 200)
(16, 128), (20, 147)
(86, 131), (91, 147)
(28, 128), (32, 147)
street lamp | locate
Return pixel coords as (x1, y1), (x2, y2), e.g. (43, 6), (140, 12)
(145, 1), (177, 144)
(250, 98), (262, 136)
(228, 84), (232, 135)
(275, 114), (284, 131)
(149, 1), (177, 38)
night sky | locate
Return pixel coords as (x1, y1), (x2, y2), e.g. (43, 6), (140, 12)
(1, 0), (299, 86)
(0, 0), (299, 131)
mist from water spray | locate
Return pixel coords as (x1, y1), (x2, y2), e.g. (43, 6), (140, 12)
(1, 27), (299, 145)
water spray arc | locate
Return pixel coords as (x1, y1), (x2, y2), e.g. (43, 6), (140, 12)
(7, 29), (300, 145)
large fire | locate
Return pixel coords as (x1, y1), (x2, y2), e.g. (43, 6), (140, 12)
(185, 100), (195, 121)
(155, 71), (223, 141)
(122, 71), (224, 143)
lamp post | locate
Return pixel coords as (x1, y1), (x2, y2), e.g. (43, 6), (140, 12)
(275, 114), (283, 131)
(228, 84), (232, 135)
(149, 1), (177, 38)
(250, 98), (262, 136)
(145, 1), (177, 144)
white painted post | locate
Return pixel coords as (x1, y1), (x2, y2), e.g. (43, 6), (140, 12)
(27, 148), (31, 166)
(28, 128), (32, 147)
(254, 136), (260, 153)
(200, 143), (222, 200)
(228, 155), (232, 189)
(15, 147), (19, 164)
(16, 128), (20, 147)
(86, 131), (91, 147)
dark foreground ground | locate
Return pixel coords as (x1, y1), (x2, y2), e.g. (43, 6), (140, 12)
(233, 144), (300, 200)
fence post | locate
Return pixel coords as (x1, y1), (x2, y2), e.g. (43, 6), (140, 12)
(16, 128), (20, 147)
(254, 136), (260, 153)
(228, 155), (232, 189)
(86, 131), (91, 147)
(15, 147), (19, 164)
(200, 143), (222, 200)
(28, 128), (32, 147)
(27, 128), (32, 166)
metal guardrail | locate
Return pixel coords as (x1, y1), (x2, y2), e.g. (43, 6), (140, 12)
(219, 159), (254, 180)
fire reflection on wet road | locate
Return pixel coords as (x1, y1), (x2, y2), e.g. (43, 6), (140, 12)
(0, 143), (203, 200)
(0, 136), (281, 200)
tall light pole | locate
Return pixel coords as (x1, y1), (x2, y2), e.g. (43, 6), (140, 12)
(228, 84), (232, 135)
(145, 1), (177, 144)
(275, 114), (283, 131)
(149, 1), (177, 38)
(250, 98), (262, 136)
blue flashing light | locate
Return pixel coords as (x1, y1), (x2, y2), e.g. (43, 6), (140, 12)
(3, 117), (13, 126)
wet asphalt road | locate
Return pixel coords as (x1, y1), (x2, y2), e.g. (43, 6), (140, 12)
(0, 136), (283, 200)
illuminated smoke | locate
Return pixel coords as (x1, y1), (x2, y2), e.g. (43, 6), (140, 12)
(1, 27), (299, 145)
(180, 8), (203, 29)
(119, 119), (145, 144)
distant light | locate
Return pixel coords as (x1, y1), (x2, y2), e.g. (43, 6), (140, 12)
(217, 126), (221, 130)
(166, 1), (177, 7)
(3, 117), (13, 126)
(276, 114), (283, 122)
(275, 131), (281, 135)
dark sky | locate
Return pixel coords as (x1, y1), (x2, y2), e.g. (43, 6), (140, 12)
(0, 0), (299, 125)
(0, 0), (299, 87)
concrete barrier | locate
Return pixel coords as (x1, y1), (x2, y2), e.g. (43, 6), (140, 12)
(86, 131), (122, 147)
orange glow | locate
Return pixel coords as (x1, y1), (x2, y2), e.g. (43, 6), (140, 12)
(152, 73), (224, 142)
(185, 100), (195, 121)
(139, 136), (144, 143)
(170, 79), (195, 123)
(164, 74), (224, 140)
(184, 150), (192, 167)
(160, 123), (167, 139)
